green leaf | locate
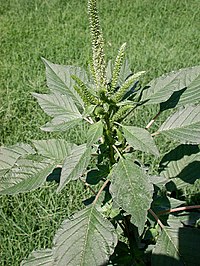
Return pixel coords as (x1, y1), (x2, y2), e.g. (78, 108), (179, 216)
(21, 249), (54, 266)
(142, 66), (200, 105)
(176, 66), (200, 107)
(149, 175), (169, 189)
(0, 144), (35, 178)
(152, 226), (200, 266)
(159, 144), (200, 189)
(166, 214), (184, 228)
(53, 206), (117, 266)
(158, 105), (200, 144)
(57, 144), (91, 192)
(122, 125), (159, 156)
(0, 140), (78, 194)
(179, 211), (200, 227)
(42, 58), (86, 111)
(34, 84), (84, 133)
(87, 120), (103, 146)
(32, 139), (76, 163)
(32, 92), (81, 117)
(0, 158), (56, 195)
(22, 206), (117, 266)
(41, 115), (82, 132)
(109, 156), (153, 234)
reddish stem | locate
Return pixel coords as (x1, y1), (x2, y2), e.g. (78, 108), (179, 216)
(148, 208), (164, 229)
(145, 111), (161, 129)
(93, 179), (110, 205)
(158, 205), (200, 215)
(81, 179), (97, 195)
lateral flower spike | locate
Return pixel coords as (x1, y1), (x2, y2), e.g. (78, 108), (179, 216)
(111, 104), (132, 122)
(88, 0), (107, 89)
(72, 75), (98, 106)
(112, 71), (146, 102)
(110, 42), (127, 93)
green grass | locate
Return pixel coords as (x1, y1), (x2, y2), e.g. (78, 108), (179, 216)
(0, 0), (200, 264)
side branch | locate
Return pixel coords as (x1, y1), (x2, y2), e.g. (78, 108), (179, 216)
(145, 111), (161, 129)
(148, 208), (164, 229)
(158, 205), (200, 215)
(93, 179), (110, 205)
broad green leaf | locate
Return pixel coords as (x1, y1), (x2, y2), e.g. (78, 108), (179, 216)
(21, 249), (54, 266)
(32, 139), (76, 163)
(0, 140), (77, 194)
(32, 92), (81, 117)
(82, 104), (96, 118)
(176, 66), (200, 107)
(109, 156), (153, 234)
(0, 144), (35, 178)
(87, 120), (103, 146)
(22, 206), (117, 266)
(35, 81), (84, 133)
(159, 144), (200, 189)
(179, 211), (200, 227)
(152, 226), (200, 266)
(158, 105), (200, 144)
(142, 66), (200, 105)
(53, 206), (117, 266)
(57, 144), (91, 192)
(0, 158), (56, 195)
(42, 58), (86, 111)
(149, 175), (169, 189)
(165, 214), (184, 228)
(122, 125), (159, 156)
(41, 115), (82, 132)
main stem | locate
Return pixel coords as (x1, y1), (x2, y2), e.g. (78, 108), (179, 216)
(106, 119), (116, 165)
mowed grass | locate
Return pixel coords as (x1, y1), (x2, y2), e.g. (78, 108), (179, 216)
(0, 0), (200, 264)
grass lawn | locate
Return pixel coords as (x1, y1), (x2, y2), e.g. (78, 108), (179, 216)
(0, 0), (200, 265)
